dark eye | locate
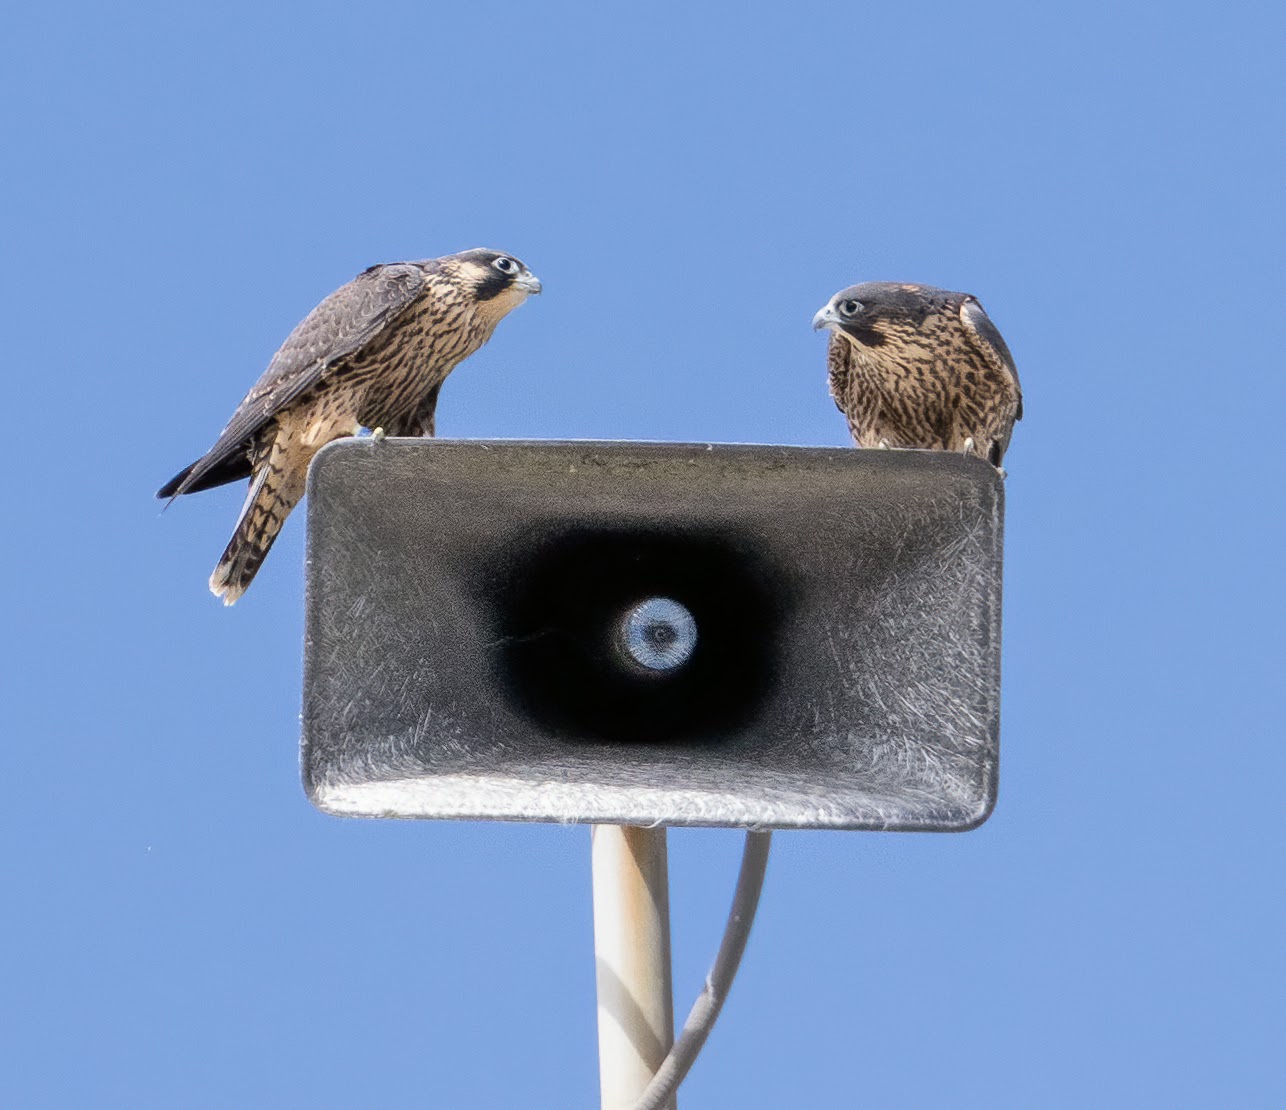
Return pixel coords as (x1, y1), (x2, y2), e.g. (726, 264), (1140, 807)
(840, 299), (862, 317)
(492, 257), (516, 274)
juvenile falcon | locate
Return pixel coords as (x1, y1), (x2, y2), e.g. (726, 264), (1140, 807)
(812, 282), (1021, 468)
(159, 248), (541, 604)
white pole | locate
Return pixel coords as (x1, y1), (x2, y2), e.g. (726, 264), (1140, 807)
(592, 824), (676, 1110)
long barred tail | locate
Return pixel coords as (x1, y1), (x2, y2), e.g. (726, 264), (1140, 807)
(209, 440), (305, 606)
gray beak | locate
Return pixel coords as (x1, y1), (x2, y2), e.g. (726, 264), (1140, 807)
(812, 304), (839, 332)
(516, 271), (543, 295)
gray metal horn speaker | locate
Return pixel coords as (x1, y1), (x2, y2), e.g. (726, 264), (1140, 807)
(301, 439), (1005, 830)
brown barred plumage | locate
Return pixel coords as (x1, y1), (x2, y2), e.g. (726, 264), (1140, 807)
(813, 282), (1022, 469)
(160, 248), (541, 604)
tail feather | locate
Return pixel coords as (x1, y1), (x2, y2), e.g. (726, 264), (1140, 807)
(209, 444), (304, 605)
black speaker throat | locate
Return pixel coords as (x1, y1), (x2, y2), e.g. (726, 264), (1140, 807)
(482, 528), (790, 744)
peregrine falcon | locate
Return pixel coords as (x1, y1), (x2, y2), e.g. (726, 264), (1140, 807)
(812, 282), (1022, 468)
(159, 248), (541, 604)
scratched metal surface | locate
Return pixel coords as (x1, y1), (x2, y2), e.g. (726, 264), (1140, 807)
(301, 440), (1005, 830)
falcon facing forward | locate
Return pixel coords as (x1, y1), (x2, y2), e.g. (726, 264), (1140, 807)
(159, 248), (541, 604)
(812, 282), (1021, 468)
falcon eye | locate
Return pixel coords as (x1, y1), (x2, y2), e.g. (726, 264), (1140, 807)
(492, 257), (517, 274)
(839, 299), (862, 317)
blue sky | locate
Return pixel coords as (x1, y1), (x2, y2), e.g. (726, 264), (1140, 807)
(3, 2), (1282, 1106)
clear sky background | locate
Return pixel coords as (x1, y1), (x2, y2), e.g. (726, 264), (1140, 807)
(3, 2), (1282, 1106)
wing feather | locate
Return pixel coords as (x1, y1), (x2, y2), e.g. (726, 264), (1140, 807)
(959, 297), (1022, 421)
(156, 453), (253, 499)
(159, 263), (427, 499)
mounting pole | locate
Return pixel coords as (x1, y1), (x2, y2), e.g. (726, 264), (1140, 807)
(591, 824), (676, 1110)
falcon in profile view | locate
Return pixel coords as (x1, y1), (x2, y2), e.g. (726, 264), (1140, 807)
(159, 248), (541, 604)
(812, 282), (1021, 468)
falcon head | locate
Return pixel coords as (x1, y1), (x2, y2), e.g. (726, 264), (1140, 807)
(448, 248), (542, 307)
(812, 282), (956, 348)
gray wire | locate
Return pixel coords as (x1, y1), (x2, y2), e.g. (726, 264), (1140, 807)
(631, 830), (773, 1110)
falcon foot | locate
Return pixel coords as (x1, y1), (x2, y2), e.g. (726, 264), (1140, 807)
(371, 427), (387, 442)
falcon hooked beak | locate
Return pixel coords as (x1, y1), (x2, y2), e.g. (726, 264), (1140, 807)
(812, 303), (841, 332)
(515, 271), (543, 295)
